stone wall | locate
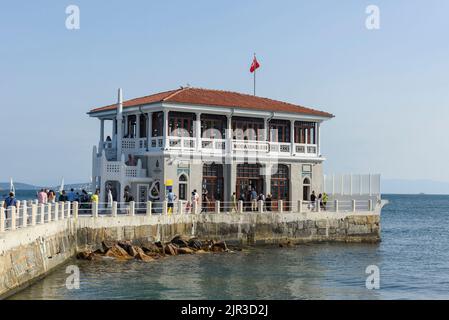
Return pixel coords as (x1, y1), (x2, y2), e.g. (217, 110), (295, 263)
(0, 220), (76, 298)
(75, 211), (381, 252)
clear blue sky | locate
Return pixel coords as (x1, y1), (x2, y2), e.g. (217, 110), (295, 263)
(1, 0), (448, 186)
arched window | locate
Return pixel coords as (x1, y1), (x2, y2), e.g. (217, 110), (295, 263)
(303, 177), (311, 201)
(178, 174), (188, 200)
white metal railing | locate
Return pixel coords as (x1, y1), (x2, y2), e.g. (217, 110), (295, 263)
(323, 174), (381, 196)
(0, 197), (378, 234)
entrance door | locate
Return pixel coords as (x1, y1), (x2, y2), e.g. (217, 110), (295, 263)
(270, 164), (290, 211)
(203, 164), (224, 212)
(236, 164), (264, 211)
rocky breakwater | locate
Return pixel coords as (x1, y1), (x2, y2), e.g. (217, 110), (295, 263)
(76, 235), (235, 263)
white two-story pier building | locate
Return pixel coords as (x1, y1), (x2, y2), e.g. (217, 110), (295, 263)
(88, 87), (334, 210)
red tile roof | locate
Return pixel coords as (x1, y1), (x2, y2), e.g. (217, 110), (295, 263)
(89, 87), (334, 118)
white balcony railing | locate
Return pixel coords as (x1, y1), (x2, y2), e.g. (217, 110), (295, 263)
(103, 137), (319, 158)
(104, 161), (147, 179)
(232, 139), (269, 152)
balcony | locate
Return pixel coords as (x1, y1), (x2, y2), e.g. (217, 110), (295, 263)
(103, 160), (147, 180)
(101, 136), (319, 159)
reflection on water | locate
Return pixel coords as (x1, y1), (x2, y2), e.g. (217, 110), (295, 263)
(11, 244), (381, 300)
(9, 195), (449, 300)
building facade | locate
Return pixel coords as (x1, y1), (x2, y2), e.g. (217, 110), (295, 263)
(88, 87), (334, 210)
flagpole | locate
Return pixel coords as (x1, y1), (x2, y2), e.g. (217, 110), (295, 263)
(253, 53), (256, 96)
(254, 68), (256, 96)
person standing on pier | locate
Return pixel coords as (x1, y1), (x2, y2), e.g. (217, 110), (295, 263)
(310, 191), (316, 210)
(67, 188), (76, 202)
(3, 192), (18, 208)
(37, 189), (48, 204)
(231, 192), (237, 213)
(250, 188), (258, 212)
(59, 190), (68, 202)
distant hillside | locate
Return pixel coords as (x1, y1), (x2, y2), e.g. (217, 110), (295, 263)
(0, 182), (91, 191)
(382, 179), (449, 195)
(0, 182), (39, 190)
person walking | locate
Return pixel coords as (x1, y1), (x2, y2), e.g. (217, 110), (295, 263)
(190, 189), (200, 214)
(37, 189), (48, 204)
(3, 192), (18, 208)
(201, 189), (209, 213)
(322, 192), (328, 211)
(91, 190), (99, 203)
(166, 189), (176, 215)
(231, 192), (237, 213)
(250, 188), (258, 212)
(265, 194), (272, 212)
(3, 192), (18, 223)
(318, 193), (323, 211)
(310, 191), (316, 210)
(67, 188), (76, 202)
(48, 190), (56, 203)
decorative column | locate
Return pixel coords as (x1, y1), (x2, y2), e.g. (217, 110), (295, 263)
(116, 88), (123, 157)
(290, 120), (295, 155)
(316, 122), (321, 155)
(124, 115), (129, 138)
(226, 115), (232, 156)
(136, 114), (141, 139)
(164, 109), (169, 149)
(195, 112), (202, 151)
(112, 119), (117, 148)
(99, 119), (105, 152)
(147, 112), (153, 150)
(264, 118), (269, 142)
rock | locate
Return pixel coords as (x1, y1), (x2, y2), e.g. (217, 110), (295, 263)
(171, 235), (189, 247)
(76, 251), (93, 260)
(178, 247), (194, 254)
(141, 242), (161, 254)
(94, 248), (106, 255)
(117, 240), (133, 253)
(134, 247), (155, 262)
(164, 243), (178, 256)
(127, 246), (140, 257)
(155, 241), (163, 248)
(211, 241), (228, 252)
(188, 238), (203, 250)
(135, 251), (154, 262)
(102, 240), (116, 252)
(105, 245), (133, 260)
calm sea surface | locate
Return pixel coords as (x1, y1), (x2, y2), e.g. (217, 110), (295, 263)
(8, 194), (449, 300)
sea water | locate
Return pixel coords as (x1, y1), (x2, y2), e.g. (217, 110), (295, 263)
(8, 194), (449, 300)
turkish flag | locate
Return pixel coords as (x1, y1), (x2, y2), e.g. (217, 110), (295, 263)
(250, 57), (260, 73)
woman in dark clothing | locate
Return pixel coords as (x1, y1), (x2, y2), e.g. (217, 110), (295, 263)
(265, 194), (272, 212)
